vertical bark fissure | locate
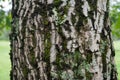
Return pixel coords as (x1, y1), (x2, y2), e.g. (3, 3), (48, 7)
(10, 0), (117, 80)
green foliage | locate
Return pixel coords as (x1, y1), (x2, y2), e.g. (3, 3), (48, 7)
(0, 10), (6, 30)
(110, 1), (120, 39)
(0, 0), (12, 40)
(0, 9), (11, 40)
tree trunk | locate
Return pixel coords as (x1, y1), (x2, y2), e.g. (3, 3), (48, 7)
(10, 0), (117, 80)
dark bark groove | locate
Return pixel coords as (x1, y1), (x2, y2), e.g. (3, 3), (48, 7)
(10, 0), (117, 80)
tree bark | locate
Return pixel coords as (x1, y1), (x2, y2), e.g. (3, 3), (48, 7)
(10, 0), (117, 80)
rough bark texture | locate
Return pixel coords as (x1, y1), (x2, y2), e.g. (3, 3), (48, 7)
(10, 0), (117, 80)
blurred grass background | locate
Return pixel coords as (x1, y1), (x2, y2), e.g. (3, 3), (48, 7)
(114, 41), (120, 79)
(0, 40), (120, 80)
(0, 41), (11, 80)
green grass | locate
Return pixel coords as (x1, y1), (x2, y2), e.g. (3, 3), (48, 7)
(0, 41), (11, 80)
(0, 40), (120, 80)
(114, 40), (120, 79)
